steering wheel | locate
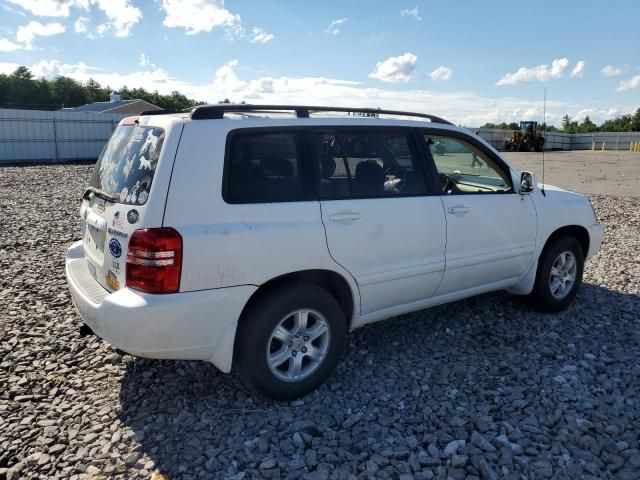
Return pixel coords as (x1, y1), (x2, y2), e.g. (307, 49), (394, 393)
(384, 166), (407, 193)
(439, 173), (456, 194)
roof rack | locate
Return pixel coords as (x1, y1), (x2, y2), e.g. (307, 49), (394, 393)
(139, 109), (175, 116)
(188, 104), (454, 125)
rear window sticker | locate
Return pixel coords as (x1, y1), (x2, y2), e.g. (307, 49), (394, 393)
(139, 154), (152, 170)
(109, 238), (122, 258)
(138, 189), (148, 204)
(119, 187), (129, 202)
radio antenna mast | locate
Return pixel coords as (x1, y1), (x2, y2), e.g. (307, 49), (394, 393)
(541, 88), (547, 197)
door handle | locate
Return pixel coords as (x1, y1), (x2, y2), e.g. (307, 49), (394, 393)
(447, 205), (471, 215)
(329, 212), (361, 222)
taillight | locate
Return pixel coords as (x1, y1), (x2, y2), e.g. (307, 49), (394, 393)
(126, 228), (182, 294)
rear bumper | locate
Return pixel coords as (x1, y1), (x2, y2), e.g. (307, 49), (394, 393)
(586, 223), (604, 261)
(65, 241), (256, 372)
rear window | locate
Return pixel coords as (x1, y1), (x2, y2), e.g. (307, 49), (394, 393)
(89, 125), (165, 205)
(224, 131), (314, 204)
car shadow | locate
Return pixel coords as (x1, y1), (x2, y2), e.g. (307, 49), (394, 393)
(117, 282), (639, 478)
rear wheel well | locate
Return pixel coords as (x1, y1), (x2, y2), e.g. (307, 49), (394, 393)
(238, 269), (355, 330)
(541, 225), (590, 259)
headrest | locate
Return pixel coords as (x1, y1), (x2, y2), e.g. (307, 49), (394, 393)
(355, 160), (384, 182)
(261, 156), (294, 176)
(321, 155), (337, 178)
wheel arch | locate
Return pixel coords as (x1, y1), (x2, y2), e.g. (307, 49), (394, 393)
(237, 268), (357, 330)
(541, 225), (590, 259)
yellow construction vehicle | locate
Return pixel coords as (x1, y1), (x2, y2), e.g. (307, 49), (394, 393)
(505, 121), (545, 152)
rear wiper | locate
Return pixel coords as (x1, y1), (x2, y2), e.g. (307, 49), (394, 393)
(83, 186), (117, 203)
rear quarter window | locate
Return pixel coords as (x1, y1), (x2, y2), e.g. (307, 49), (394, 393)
(224, 131), (314, 204)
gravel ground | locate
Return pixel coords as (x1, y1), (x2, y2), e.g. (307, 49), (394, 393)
(1, 163), (639, 480)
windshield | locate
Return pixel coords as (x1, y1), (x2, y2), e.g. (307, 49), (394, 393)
(89, 125), (165, 205)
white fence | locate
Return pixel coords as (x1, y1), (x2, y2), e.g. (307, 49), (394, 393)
(475, 128), (640, 151)
(0, 109), (126, 163)
(1, 109), (640, 163)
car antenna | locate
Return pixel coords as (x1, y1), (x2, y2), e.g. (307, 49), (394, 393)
(541, 88), (547, 197)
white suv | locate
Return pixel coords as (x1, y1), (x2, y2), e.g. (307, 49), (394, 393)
(65, 105), (603, 400)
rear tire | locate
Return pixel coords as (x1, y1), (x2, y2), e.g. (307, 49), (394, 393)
(530, 236), (584, 313)
(235, 283), (347, 401)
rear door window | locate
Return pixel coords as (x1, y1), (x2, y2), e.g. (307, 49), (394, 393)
(224, 131), (314, 203)
(89, 125), (165, 205)
(313, 130), (427, 199)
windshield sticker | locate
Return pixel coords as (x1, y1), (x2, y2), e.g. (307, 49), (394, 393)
(112, 211), (124, 229)
(106, 270), (120, 290)
(127, 209), (139, 224)
(109, 238), (122, 258)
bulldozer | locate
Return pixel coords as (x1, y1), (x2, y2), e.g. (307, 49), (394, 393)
(505, 121), (545, 152)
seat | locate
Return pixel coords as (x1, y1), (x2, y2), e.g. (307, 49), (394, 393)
(353, 160), (385, 197)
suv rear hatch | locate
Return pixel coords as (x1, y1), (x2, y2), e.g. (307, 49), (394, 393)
(80, 117), (177, 293)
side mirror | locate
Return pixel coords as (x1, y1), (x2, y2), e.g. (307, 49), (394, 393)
(520, 171), (534, 193)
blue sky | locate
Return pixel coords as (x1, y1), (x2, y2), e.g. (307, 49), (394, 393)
(1, 0), (639, 126)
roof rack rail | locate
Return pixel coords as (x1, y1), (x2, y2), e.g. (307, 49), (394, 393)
(139, 109), (175, 116)
(188, 104), (454, 125)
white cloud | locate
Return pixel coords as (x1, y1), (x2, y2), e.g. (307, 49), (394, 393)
(429, 66), (452, 81)
(160, 0), (242, 36)
(570, 60), (586, 78)
(94, 23), (108, 37)
(212, 59), (247, 92)
(74, 16), (89, 33)
(9, 57), (635, 128)
(138, 53), (155, 68)
(16, 21), (65, 48)
(6, 0), (140, 37)
(400, 7), (421, 21)
(616, 75), (640, 92)
(5, 0), (88, 17)
(601, 65), (623, 77)
(326, 18), (347, 35)
(370, 53), (417, 83)
(250, 27), (274, 44)
(496, 57), (569, 86)
(0, 62), (21, 74)
(90, 0), (141, 37)
(0, 38), (23, 52)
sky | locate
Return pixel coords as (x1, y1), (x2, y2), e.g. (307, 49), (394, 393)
(0, 0), (639, 126)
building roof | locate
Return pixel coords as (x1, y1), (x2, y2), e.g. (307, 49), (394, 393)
(63, 99), (140, 112)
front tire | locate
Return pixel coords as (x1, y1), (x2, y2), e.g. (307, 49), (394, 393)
(235, 283), (347, 400)
(530, 236), (584, 312)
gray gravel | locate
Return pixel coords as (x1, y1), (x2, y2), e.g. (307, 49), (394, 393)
(1, 163), (639, 480)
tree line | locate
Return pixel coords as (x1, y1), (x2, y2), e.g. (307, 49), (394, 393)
(0, 66), (204, 112)
(480, 108), (640, 134)
(3, 65), (639, 132)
